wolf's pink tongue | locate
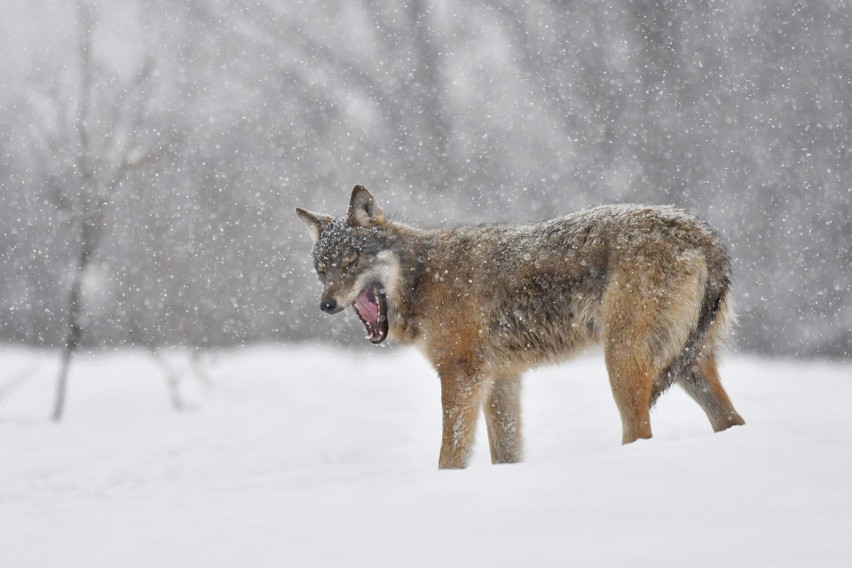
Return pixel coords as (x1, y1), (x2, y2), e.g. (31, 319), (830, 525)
(355, 289), (379, 323)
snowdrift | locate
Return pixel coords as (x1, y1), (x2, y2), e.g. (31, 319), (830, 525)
(1, 346), (850, 567)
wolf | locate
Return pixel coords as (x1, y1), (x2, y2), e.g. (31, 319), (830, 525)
(296, 186), (745, 469)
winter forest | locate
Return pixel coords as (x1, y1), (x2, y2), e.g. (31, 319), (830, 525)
(2, 2), (851, 567)
(1, 0), (849, 357)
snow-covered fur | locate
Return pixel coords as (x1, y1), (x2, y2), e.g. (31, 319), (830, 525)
(296, 186), (745, 469)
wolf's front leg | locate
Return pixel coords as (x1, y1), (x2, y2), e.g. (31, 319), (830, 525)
(438, 370), (488, 469)
(483, 374), (523, 464)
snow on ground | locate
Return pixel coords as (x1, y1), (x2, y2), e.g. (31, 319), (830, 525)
(1, 344), (850, 567)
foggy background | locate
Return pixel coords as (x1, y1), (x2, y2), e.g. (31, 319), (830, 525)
(0, 0), (849, 358)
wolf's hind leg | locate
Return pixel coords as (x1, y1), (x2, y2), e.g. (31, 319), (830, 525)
(601, 280), (660, 444)
(602, 257), (710, 444)
(604, 347), (655, 444)
(678, 355), (745, 432)
(482, 373), (523, 464)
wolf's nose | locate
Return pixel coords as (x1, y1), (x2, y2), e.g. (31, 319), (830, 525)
(320, 298), (338, 313)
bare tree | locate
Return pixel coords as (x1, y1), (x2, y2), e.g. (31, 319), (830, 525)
(50, 1), (154, 421)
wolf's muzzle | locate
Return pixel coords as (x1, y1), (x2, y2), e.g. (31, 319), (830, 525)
(319, 297), (342, 314)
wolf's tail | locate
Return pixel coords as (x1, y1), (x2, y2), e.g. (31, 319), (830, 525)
(652, 253), (732, 405)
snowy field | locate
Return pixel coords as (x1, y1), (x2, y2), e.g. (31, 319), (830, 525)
(1, 344), (850, 567)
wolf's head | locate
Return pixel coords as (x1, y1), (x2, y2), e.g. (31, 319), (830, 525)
(296, 186), (403, 344)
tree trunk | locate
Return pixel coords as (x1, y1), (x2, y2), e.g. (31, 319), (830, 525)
(51, 230), (89, 421)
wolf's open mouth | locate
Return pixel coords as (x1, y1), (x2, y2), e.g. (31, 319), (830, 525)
(353, 283), (388, 344)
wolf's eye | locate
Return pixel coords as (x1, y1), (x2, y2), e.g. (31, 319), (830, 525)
(343, 252), (359, 267)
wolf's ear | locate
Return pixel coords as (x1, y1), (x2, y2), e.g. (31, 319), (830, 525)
(347, 185), (385, 228)
(295, 208), (332, 244)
